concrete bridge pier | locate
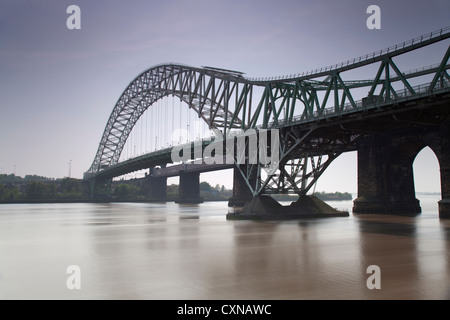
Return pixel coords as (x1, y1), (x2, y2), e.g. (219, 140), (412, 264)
(176, 171), (203, 204)
(146, 175), (167, 201)
(439, 198), (450, 219)
(438, 135), (450, 219)
(353, 126), (450, 218)
(353, 135), (422, 216)
(228, 165), (257, 207)
(84, 178), (111, 200)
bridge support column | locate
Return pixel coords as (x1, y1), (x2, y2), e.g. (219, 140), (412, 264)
(86, 179), (96, 198)
(438, 132), (450, 219)
(177, 171), (203, 204)
(353, 135), (421, 215)
(146, 176), (167, 201)
(439, 185), (450, 219)
(84, 178), (111, 200)
(228, 165), (257, 207)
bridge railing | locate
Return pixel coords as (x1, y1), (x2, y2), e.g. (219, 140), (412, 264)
(246, 26), (450, 82)
(265, 78), (450, 128)
(402, 63), (441, 78)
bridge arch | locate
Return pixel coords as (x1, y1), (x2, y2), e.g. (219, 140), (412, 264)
(386, 138), (441, 212)
(354, 126), (449, 217)
(413, 146), (441, 212)
(85, 64), (246, 175)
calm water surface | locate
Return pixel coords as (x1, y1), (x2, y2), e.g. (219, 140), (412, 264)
(1, 195), (449, 300)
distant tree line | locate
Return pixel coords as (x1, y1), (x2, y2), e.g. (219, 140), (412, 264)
(271, 191), (353, 202)
(314, 191), (353, 201)
(110, 180), (232, 201)
(0, 174), (352, 202)
(0, 174), (84, 201)
(199, 182), (232, 200)
(0, 174), (57, 183)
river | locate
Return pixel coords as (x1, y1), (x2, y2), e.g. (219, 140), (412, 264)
(0, 194), (449, 300)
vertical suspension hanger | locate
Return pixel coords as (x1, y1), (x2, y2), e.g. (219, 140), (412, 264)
(171, 96), (174, 146)
(203, 114), (206, 139)
(165, 97), (168, 147)
(136, 115), (139, 155)
(186, 102), (189, 143)
(153, 102), (156, 151)
(145, 105), (148, 153)
(154, 101), (157, 150)
(139, 113), (142, 155)
(130, 121), (134, 157)
(153, 101), (156, 151)
(150, 103), (153, 151)
(160, 98), (164, 148)
(126, 126), (129, 160)
(177, 98), (182, 144)
(156, 99), (159, 150)
(163, 98), (165, 147)
(141, 112), (144, 154)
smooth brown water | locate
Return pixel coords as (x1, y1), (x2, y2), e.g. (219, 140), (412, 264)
(1, 195), (449, 300)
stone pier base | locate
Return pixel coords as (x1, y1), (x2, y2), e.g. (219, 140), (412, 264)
(176, 171), (203, 204)
(353, 196), (421, 216)
(439, 199), (450, 219)
(228, 165), (257, 207)
(226, 195), (349, 220)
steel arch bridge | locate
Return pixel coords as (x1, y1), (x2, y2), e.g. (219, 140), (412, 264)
(84, 26), (450, 200)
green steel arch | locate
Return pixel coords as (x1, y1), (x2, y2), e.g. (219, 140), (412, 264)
(86, 63), (250, 175)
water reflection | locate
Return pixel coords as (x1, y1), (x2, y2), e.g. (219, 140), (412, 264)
(0, 196), (449, 299)
(358, 219), (417, 238)
(441, 222), (450, 299)
(356, 216), (420, 299)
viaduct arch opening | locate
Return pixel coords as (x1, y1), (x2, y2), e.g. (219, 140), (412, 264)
(353, 126), (449, 219)
(413, 146), (442, 215)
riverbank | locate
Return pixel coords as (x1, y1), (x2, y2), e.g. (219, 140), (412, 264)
(0, 193), (354, 205)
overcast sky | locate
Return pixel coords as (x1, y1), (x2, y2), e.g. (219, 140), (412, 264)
(0, 0), (449, 193)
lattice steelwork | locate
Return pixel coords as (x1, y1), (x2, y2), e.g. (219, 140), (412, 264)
(85, 27), (450, 196)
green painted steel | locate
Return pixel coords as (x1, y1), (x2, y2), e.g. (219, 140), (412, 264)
(85, 27), (450, 197)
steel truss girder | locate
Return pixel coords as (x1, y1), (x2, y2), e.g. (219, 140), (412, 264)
(429, 45), (450, 92)
(263, 154), (339, 196)
(86, 28), (449, 179)
(252, 42), (449, 132)
(232, 127), (361, 196)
